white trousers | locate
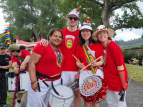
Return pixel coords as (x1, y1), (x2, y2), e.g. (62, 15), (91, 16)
(26, 78), (61, 107)
(106, 90), (127, 107)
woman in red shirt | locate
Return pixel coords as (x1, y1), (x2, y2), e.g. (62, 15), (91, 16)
(27, 28), (63, 107)
(92, 25), (128, 107)
(76, 18), (104, 107)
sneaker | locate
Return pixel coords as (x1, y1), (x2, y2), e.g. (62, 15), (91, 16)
(15, 102), (21, 107)
(3, 105), (8, 107)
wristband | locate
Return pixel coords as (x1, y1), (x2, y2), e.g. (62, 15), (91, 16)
(118, 70), (124, 72)
(12, 66), (17, 70)
(31, 81), (36, 84)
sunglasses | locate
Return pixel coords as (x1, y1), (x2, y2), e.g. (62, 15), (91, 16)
(11, 50), (20, 52)
(68, 17), (79, 21)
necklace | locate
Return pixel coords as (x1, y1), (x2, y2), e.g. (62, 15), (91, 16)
(49, 42), (62, 68)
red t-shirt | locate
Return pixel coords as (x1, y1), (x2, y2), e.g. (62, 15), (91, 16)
(33, 43), (63, 81)
(102, 41), (128, 91)
(76, 43), (104, 70)
(11, 50), (30, 69)
(59, 28), (79, 71)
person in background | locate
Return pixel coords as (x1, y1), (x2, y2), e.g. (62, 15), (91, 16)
(0, 43), (12, 107)
(92, 25), (128, 107)
(19, 45), (26, 50)
(6, 44), (30, 107)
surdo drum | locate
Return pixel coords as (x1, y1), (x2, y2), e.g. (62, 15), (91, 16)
(5, 71), (29, 93)
(49, 85), (74, 107)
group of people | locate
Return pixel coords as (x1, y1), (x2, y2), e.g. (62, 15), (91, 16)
(0, 6), (128, 107)
(129, 57), (140, 65)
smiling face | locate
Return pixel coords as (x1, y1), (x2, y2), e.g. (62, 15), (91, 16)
(67, 14), (79, 27)
(49, 31), (63, 47)
(81, 29), (91, 41)
(97, 31), (109, 42)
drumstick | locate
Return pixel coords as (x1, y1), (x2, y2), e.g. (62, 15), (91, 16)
(123, 76), (133, 93)
(72, 54), (90, 74)
(80, 56), (102, 72)
(37, 73), (61, 83)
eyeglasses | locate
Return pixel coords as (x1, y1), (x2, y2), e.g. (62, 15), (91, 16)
(68, 17), (79, 21)
(11, 50), (20, 52)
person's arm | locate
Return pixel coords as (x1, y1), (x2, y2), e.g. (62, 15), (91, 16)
(20, 55), (30, 71)
(91, 56), (104, 67)
(29, 52), (42, 92)
(0, 60), (12, 69)
(117, 65), (128, 91)
(13, 62), (19, 74)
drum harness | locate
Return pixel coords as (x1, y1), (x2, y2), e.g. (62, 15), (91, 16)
(36, 71), (63, 96)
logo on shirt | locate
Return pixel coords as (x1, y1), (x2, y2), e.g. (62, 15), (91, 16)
(5, 58), (9, 62)
(65, 35), (75, 49)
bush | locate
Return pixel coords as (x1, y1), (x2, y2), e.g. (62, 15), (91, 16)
(122, 50), (135, 63)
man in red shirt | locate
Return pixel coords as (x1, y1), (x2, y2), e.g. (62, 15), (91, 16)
(6, 44), (30, 107)
(40, 6), (81, 107)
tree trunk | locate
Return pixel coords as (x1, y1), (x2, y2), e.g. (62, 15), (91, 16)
(102, 0), (110, 28)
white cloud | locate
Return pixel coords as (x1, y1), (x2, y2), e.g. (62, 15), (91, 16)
(113, 31), (141, 41)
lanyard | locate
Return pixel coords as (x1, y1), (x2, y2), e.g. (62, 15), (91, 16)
(49, 42), (62, 67)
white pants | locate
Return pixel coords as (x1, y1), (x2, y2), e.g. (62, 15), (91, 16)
(61, 71), (78, 85)
(26, 78), (61, 107)
(106, 90), (127, 107)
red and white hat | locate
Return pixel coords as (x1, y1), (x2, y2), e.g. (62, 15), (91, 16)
(80, 17), (92, 30)
(68, 6), (81, 18)
(92, 25), (114, 38)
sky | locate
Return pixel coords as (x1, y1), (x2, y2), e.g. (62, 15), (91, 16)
(0, 2), (143, 41)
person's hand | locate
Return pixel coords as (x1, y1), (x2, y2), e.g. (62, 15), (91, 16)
(20, 64), (25, 71)
(76, 59), (85, 69)
(91, 60), (98, 67)
(122, 82), (128, 91)
(39, 39), (48, 47)
(13, 67), (20, 74)
(74, 72), (80, 80)
(31, 82), (38, 92)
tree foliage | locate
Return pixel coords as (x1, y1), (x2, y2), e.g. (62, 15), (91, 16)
(60, 0), (143, 31)
(0, 0), (66, 41)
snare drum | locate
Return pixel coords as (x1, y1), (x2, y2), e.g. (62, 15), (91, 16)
(80, 75), (107, 103)
(49, 85), (74, 107)
(5, 71), (29, 93)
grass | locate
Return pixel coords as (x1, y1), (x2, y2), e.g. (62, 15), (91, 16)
(126, 64), (143, 83)
(5, 64), (143, 106)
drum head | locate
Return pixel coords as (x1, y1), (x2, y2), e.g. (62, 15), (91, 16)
(80, 75), (102, 96)
(50, 85), (73, 99)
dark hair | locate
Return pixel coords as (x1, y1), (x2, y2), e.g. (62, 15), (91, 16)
(79, 30), (95, 46)
(19, 45), (25, 50)
(47, 28), (63, 41)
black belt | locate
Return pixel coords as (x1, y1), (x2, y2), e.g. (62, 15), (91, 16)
(36, 71), (63, 96)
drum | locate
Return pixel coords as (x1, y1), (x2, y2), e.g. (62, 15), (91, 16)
(80, 75), (107, 103)
(49, 85), (74, 107)
(5, 71), (29, 93)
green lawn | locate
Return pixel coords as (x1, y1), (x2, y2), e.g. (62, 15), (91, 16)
(126, 64), (143, 83)
(5, 64), (143, 106)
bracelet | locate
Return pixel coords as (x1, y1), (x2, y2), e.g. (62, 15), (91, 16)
(12, 66), (17, 70)
(31, 81), (37, 84)
(118, 70), (124, 72)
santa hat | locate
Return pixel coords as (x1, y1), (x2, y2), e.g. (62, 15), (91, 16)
(68, 6), (81, 18)
(80, 17), (92, 30)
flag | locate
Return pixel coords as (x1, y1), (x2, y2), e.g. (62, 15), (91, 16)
(2, 25), (11, 46)
(30, 36), (34, 42)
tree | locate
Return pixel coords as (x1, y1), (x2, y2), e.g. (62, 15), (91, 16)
(60, 0), (143, 31)
(0, 0), (66, 41)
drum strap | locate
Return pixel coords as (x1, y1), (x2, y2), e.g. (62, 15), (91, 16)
(36, 71), (62, 96)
